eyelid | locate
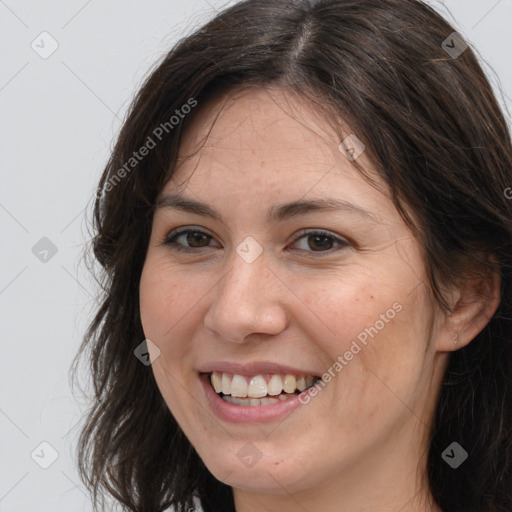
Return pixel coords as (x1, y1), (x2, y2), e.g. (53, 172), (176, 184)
(292, 228), (348, 244)
(161, 226), (220, 248)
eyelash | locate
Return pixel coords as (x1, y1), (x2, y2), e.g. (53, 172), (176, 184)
(162, 227), (350, 256)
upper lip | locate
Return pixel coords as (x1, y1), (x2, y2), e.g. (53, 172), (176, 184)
(197, 361), (321, 377)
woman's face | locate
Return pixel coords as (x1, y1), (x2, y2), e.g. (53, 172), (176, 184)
(139, 87), (451, 503)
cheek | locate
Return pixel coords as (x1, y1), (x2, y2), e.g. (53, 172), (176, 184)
(297, 267), (403, 353)
(301, 251), (428, 349)
(139, 259), (204, 426)
(296, 264), (432, 414)
(139, 258), (200, 342)
(139, 259), (203, 395)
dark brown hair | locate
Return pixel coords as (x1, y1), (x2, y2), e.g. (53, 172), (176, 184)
(72, 1), (512, 511)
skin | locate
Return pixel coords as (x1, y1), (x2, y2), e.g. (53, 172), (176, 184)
(139, 86), (499, 512)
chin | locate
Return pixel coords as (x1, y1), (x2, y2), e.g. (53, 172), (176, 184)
(199, 447), (311, 494)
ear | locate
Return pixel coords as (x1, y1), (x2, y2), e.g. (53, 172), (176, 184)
(436, 263), (501, 352)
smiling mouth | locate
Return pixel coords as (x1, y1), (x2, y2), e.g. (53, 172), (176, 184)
(208, 371), (321, 406)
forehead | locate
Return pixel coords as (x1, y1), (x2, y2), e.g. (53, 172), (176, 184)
(162, 86), (396, 223)
(175, 86), (342, 179)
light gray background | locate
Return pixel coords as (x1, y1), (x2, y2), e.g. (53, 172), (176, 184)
(1, 1), (511, 511)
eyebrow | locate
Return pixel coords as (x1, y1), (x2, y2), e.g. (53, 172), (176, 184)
(155, 193), (379, 223)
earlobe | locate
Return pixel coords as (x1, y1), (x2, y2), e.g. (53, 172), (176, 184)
(437, 267), (501, 352)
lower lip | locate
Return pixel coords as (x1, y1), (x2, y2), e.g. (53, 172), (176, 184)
(200, 374), (311, 423)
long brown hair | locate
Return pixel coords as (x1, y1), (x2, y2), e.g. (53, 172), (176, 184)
(72, 1), (512, 510)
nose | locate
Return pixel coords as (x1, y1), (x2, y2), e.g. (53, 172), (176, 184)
(203, 247), (289, 344)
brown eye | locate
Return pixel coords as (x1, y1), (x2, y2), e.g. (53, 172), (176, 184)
(307, 234), (334, 251)
(291, 230), (349, 254)
(184, 231), (211, 248)
(164, 228), (218, 252)
(163, 227), (349, 256)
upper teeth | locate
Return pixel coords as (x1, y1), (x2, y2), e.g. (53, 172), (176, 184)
(210, 371), (316, 398)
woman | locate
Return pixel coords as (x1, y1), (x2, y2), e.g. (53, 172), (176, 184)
(73, 0), (512, 511)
